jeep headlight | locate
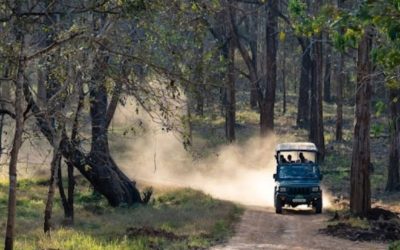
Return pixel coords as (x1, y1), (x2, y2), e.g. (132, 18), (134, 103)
(279, 187), (287, 192)
(312, 187), (320, 192)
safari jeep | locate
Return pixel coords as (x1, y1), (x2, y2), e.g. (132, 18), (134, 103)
(273, 142), (323, 214)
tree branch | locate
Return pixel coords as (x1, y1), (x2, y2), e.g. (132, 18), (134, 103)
(25, 31), (83, 61)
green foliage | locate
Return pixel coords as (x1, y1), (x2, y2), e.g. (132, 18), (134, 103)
(390, 240), (400, 250)
(371, 123), (385, 138)
(0, 179), (240, 249)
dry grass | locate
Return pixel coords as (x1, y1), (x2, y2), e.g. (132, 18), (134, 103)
(0, 179), (242, 250)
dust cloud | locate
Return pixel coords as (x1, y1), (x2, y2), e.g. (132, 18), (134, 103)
(111, 99), (277, 207)
(112, 100), (332, 208)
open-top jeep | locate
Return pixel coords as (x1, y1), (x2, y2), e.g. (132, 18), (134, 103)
(273, 142), (323, 214)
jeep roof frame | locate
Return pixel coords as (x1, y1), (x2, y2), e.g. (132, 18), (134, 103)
(275, 142), (318, 153)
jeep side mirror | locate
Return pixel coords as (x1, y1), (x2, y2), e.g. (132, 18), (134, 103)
(273, 174), (277, 180)
(319, 174), (323, 180)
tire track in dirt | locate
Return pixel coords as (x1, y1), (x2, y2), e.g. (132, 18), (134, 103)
(212, 206), (387, 250)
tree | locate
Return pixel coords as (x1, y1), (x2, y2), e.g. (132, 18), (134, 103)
(230, 1), (278, 135)
(335, 50), (344, 142)
(260, 0), (278, 134)
(4, 34), (25, 250)
(225, 5), (236, 143)
(386, 86), (400, 191)
(44, 134), (62, 234)
(350, 27), (373, 216)
(324, 34), (332, 103)
(296, 40), (312, 128)
(309, 1), (325, 161)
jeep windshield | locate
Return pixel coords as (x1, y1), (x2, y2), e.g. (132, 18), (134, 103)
(278, 165), (319, 179)
(278, 151), (316, 164)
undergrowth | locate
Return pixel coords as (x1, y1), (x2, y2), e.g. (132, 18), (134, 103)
(0, 179), (242, 250)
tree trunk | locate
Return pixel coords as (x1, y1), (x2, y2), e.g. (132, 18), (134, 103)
(296, 43), (311, 128)
(335, 0), (345, 142)
(249, 5), (258, 110)
(67, 161), (75, 220)
(5, 37), (25, 250)
(44, 139), (62, 234)
(324, 35), (332, 103)
(336, 52), (344, 141)
(309, 33), (325, 161)
(0, 64), (9, 159)
(282, 44), (287, 114)
(260, 0), (278, 135)
(57, 162), (73, 220)
(23, 66), (143, 208)
(225, 6), (236, 143)
(88, 65), (142, 205)
(350, 28), (373, 216)
(386, 87), (400, 191)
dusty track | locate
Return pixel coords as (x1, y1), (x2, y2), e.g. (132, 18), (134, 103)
(212, 206), (388, 250)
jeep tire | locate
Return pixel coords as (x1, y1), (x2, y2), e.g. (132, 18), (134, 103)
(275, 199), (283, 214)
(315, 199), (322, 214)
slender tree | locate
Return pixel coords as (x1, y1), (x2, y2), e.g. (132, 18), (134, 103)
(225, 5), (236, 142)
(4, 34), (25, 250)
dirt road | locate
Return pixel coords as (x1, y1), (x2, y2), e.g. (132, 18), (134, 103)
(212, 206), (388, 250)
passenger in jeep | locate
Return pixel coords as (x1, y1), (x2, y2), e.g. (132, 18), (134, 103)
(299, 152), (307, 163)
(287, 154), (294, 163)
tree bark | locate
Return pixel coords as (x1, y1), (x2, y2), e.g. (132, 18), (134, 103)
(225, 4), (236, 143)
(57, 162), (72, 220)
(88, 56), (142, 205)
(386, 87), (400, 191)
(282, 43), (287, 114)
(5, 36), (25, 250)
(249, 5), (258, 110)
(350, 28), (373, 216)
(336, 51), (344, 141)
(261, 0), (278, 135)
(324, 35), (332, 103)
(296, 41), (311, 128)
(44, 138), (62, 234)
(309, 34), (325, 161)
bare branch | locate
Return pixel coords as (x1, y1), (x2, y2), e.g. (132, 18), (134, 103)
(25, 31), (84, 61)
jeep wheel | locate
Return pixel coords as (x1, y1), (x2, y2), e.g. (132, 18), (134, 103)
(315, 199), (322, 214)
(275, 199), (283, 214)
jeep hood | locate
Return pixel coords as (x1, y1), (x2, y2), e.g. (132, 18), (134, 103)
(278, 179), (320, 187)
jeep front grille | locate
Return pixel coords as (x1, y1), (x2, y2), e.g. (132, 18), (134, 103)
(287, 187), (311, 195)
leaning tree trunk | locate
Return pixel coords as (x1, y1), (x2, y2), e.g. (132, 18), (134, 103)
(350, 28), (373, 217)
(386, 87), (400, 191)
(88, 67), (142, 206)
(23, 73), (143, 208)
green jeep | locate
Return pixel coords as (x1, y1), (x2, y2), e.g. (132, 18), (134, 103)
(273, 142), (323, 214)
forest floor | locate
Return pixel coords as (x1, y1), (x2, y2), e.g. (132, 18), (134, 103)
(211, 206), (387, 250)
